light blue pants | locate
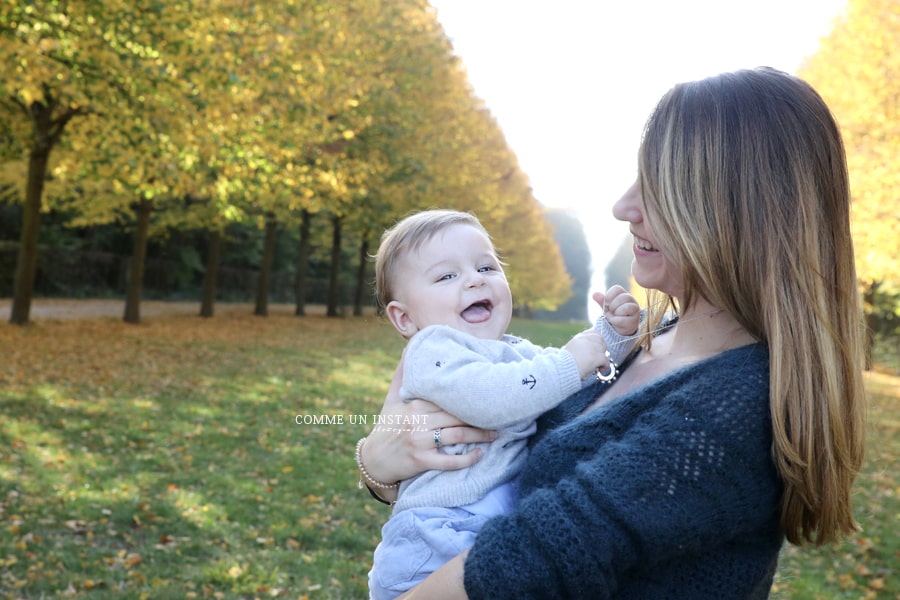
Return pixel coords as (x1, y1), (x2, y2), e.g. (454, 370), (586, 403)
(368, 480), (518, 600)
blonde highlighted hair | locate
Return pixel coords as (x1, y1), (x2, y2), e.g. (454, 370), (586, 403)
(638, 68), (866, 546)
(374, 209), (493, 310)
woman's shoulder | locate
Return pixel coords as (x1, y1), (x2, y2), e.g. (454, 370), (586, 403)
(617, 342), (770, 416)
(535, 342), (770, 439)
(674, 342), (769, 390)
(666, 343), (771, 427)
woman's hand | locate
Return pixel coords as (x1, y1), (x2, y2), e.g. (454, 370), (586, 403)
(361, 359), (497, 487)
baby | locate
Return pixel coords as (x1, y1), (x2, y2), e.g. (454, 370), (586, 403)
(364, 209), (641, 599)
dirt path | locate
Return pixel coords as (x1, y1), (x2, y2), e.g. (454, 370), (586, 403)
(0, 299), (357, 321)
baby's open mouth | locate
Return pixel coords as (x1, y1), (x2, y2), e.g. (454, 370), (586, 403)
(461, 300), (493, 323)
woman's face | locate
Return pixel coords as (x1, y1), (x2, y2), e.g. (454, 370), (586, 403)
(612, 180), (682, 297)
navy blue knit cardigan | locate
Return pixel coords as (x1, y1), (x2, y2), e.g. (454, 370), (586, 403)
(464, 343), (784, 599)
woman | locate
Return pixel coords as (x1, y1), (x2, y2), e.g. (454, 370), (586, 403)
(358, 67), (866, 598)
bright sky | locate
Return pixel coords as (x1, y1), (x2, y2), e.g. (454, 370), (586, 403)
(428, 0), (847, 307)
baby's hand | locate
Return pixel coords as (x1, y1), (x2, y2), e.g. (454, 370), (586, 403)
(563, 329), (610, 380)
(593, 285), (641, 336)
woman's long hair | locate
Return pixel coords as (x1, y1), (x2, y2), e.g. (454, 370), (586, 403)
(638, 67), (866, 545)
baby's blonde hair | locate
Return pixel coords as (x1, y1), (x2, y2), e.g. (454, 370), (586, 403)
(374, 209), (492, 309)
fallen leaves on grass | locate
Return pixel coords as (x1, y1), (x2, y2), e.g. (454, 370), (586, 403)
(1, 310), (395, 598)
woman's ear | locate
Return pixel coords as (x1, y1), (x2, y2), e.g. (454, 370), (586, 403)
(385, 301), (417, 339)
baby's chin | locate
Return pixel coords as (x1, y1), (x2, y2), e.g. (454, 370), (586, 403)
(458, 317), (510, 341)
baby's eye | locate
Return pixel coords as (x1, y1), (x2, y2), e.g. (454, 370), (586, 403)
(478, 265), (497, 273)
(437, 273), (456, 282)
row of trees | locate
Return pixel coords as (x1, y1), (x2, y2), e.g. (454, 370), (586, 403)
(1, 0), (574, 325)
(2, 0), (898, 343)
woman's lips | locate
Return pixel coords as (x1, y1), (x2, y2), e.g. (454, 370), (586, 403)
(633, 234), (658, 252)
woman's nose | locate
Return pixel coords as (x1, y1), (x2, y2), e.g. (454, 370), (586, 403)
(612, 180), (644, 223)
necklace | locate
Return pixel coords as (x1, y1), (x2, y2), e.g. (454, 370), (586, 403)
(596, 306), (724, 383)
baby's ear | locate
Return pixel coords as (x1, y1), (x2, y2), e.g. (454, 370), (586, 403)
(385, 301), (417, 339)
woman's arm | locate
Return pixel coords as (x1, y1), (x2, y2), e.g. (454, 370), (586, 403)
(360, 358), (497, 493)
(398, 551), (469, 600)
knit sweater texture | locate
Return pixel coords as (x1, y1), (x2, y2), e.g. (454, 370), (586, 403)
(464, 343), (784, 599)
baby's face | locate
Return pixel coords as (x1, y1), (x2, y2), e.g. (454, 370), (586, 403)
(391, 224), (513, 340)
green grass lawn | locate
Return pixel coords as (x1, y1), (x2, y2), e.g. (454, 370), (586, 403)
(0, 309), (896, 599)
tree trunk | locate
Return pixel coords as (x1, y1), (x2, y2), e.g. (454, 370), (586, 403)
(326, 215), (343, 317)
(863, 281), (877, 370)
(353, 233), (370, 317)
(9, 99), (80, 325)
(200, 229), (222, 318)
(295, 209), (311, 316)
(9, 143), (51, 325)
(254, 217), (278, 316)
(123, 199), (152, 324)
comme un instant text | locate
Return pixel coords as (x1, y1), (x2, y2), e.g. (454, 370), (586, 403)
(294, 414), (429, 426)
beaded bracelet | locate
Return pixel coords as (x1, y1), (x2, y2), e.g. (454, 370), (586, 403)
(355, 437), (400, 491)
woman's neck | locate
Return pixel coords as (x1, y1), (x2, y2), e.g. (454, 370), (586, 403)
(663, 301), (755, 359)
(585, 300), (757, 412)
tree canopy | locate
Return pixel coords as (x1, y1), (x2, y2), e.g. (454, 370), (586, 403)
(798, 0), (900, 352)
(0, 0), (572, 323)
(799, 0), (900, 292)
